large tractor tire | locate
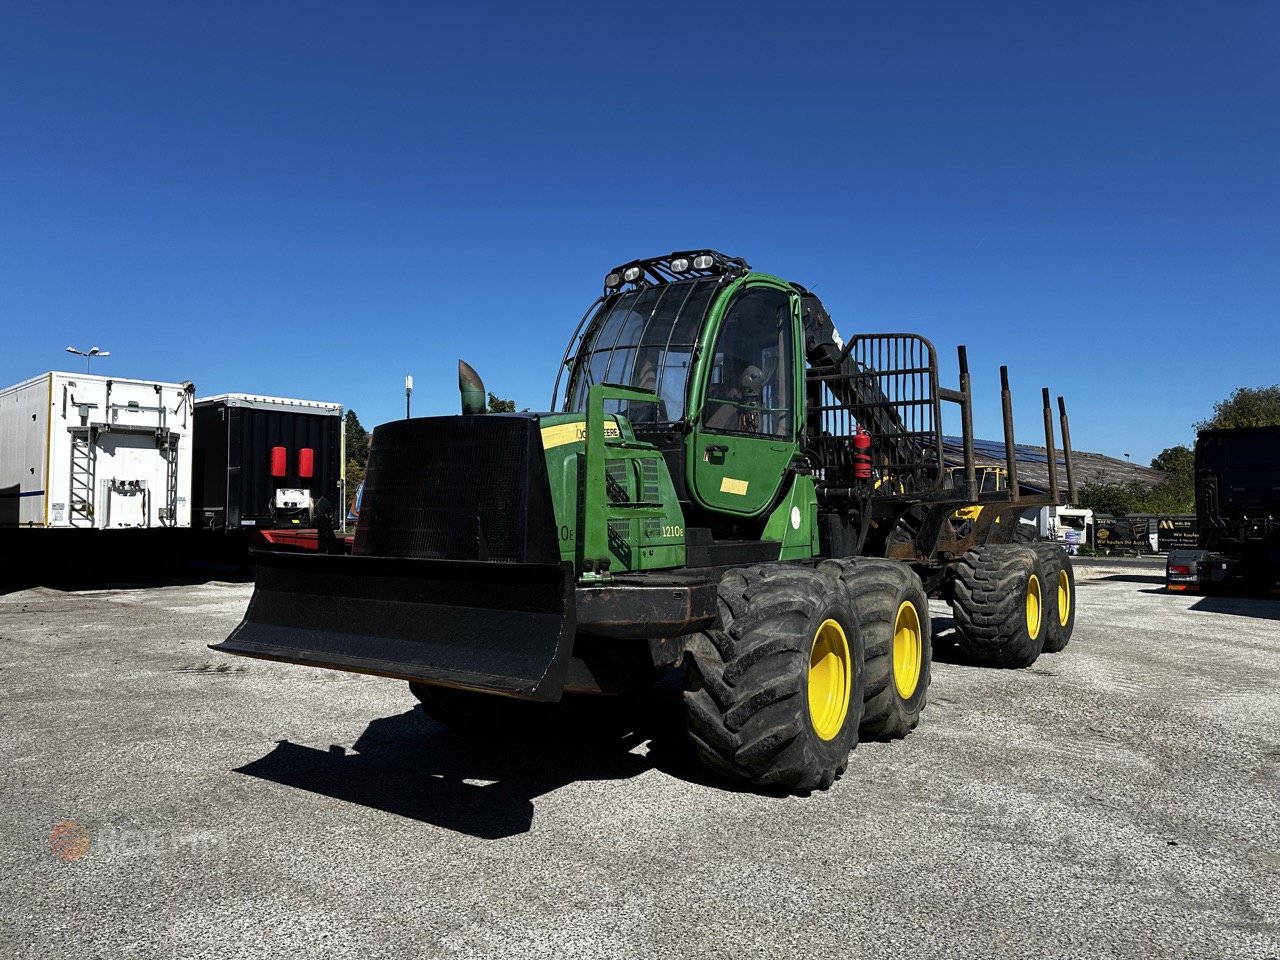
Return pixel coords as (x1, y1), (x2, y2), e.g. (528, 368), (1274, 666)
(818, 557), (931, 741)
(1030, 543), (1076, 653)
(952, 544), (1048, 668)
(684, 564), (864, 793)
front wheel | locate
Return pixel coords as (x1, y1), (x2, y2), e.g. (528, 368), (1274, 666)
(818, 557), (931, 740)
(684, 564), (865, 793)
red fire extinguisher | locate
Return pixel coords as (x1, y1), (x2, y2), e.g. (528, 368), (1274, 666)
(853, 427), (872, 480)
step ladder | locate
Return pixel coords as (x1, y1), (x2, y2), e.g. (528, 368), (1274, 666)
(159, 430), (180, 527)
(68, 426), (97, 527)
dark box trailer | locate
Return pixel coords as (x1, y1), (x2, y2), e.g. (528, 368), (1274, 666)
(1167, 425), (1280, 593)
(1, 371), (195, 530)
(193, 394), (343, 532)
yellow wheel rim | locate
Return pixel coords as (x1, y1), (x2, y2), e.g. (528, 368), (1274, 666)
(1057, 570), (1071, 627)
(808, 618), (852, 741)
(892, 600), (922, 700)
(1026, 572), (1043, 639)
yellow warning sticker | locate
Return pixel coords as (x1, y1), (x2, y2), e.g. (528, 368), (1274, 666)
(540, 421), (621, 450)
(720, 477), (749, 496)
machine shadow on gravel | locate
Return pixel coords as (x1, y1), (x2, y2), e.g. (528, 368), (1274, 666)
(927, 614), (985, 668)
(929, 612), (1070, 667)
(1137, 584), (1280, 616)
(928, 614), (967, 665)
(1187, 594), (1280, 620)
(1096, 572), (1167, 585)
(232, 677), (728, 839)
(235, 709), (647, 839)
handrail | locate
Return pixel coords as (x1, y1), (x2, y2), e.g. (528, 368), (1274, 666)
(582, 382), (665, 578)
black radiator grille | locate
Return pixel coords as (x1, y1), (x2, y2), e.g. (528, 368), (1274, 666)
(353, 415), (557, 563)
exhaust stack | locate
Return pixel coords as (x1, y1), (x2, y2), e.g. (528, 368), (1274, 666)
(459, 360), (486, 416)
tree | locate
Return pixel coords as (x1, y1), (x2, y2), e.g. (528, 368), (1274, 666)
(487, 393), (516, 413)
(345, 410), (370, 465)
(1078, 480), (1146, 516)
(344, 409), (371, 495)
(1147, 445), (1194, 512)
(1151, 444), (1193, 478)
(1076, 446), (1196, 516)
(1196, 385), (1280, 431)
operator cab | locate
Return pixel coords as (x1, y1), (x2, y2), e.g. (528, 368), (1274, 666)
(556, 251), (803, 536)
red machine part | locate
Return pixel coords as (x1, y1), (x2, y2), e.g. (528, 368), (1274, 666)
(853, 427), (872, 480)
(270, 446), (287, 478)
(297, 447), (314, 479)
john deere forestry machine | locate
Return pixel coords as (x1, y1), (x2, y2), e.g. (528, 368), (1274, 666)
(213, 251), (1080, 793)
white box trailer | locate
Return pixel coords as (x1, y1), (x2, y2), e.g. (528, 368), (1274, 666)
(0, 372), (195, 530)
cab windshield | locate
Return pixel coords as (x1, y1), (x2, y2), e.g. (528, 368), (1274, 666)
(562, 278), (721, 426)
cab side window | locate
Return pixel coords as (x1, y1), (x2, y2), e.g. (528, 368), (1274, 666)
(702, 288), (794, 438)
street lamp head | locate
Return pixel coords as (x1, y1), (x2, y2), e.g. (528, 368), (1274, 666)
(65, 345), (109, 371)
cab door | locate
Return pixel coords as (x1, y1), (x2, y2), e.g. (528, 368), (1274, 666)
(688, 282), (801, 517)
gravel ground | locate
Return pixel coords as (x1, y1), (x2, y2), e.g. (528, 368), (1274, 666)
(1, 558), (1277, 959)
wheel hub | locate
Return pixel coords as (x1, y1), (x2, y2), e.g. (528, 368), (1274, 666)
(1025, 573), (1043, 639)
(892, 600), (922, 699)
(808, 619), (852, 741)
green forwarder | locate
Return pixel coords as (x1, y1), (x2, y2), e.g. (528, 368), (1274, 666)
(214, 250), (1080, 793)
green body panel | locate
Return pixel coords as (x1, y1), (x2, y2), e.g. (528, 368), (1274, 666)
(761, 474), (821, 561)
(686, 274), (805, 518)
(539, 402), (686, 581)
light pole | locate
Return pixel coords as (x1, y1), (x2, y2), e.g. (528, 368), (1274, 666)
(66, 345), (110, 373)
(405, 374), (413, 419)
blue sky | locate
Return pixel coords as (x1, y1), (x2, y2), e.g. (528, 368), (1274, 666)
(2, 2), (1276, 464)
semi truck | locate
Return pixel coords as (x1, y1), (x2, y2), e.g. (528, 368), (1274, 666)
(1166, 425), (1280, 593)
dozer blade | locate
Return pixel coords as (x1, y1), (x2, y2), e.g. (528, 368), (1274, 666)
(210, 552), (576, 701)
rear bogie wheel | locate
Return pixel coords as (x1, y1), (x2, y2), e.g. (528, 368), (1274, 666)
(818, 557), (931, 740)
(952, 545), (1048, 668)
(1030, 543), (1075, 653)
(683, 564), (865, 793)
